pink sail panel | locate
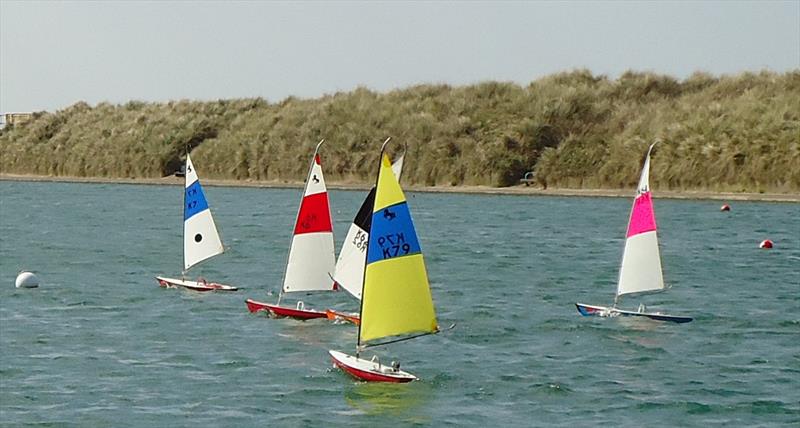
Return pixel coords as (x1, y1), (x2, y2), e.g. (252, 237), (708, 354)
(626, 191), (657, 238)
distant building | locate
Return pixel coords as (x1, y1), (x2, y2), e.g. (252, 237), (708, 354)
(2, 112), (34, 127)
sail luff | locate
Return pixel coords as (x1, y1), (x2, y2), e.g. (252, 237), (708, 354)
(183, 153), (224, 271)
(616, 143), (664, 297)
(182, 150), (188, 277)
(359, 149), (437, 345)
(357, 137), (391, 352)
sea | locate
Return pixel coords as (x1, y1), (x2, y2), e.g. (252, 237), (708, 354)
(1, 180), (798, 427)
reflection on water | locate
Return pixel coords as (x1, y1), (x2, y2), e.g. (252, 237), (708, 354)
(342, 379), (430, 420)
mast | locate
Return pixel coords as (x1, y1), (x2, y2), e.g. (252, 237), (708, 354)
(181, 147), (188, 280)
(356, 137), (391, 356)
(277, 139), (325, 305)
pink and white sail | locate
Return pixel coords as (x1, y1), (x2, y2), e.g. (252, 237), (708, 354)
(616, 143), (665, 297)
(282, 143), (336, 293)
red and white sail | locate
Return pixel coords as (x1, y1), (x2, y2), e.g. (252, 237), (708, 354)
(333, 154), (405, 299)
(616, 143), (664, 297)
(282, 142), (336, 293)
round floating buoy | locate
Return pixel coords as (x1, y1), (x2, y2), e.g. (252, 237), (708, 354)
(720, 204), (731, 212)
(759, 239), (773, 249)
(15, 271), (40, 288)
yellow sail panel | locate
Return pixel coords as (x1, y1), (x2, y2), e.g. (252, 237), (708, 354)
(360, 254), (438, 343)
(373, 154), (406, 211)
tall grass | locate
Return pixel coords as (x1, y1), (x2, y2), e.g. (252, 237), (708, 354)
(1, 70), (798, 192)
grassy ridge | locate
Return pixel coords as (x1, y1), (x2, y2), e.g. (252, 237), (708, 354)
(2, 70), (798, 192)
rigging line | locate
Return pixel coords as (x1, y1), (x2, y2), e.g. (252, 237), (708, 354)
(361, 323), (456, 350)
(361, 331), (437, 349)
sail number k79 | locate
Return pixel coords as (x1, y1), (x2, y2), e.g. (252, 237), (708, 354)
(376, 233), (411, 260)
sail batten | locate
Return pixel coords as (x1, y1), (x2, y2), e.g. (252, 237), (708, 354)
(183, 154), (224, 271)
(359, 153), (437, 345)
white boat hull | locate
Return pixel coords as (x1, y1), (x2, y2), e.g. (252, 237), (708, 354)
(155, 276), (238, 292)
(576, 303), (692, 323)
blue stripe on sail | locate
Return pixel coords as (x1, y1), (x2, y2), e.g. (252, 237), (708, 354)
(366, 202), (421, 264)
(184, 180), (210, 220)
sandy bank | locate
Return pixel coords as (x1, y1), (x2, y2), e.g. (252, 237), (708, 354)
(1, 173), (797, 202)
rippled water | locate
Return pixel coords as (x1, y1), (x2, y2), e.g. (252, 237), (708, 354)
(1, 181), (798, 426)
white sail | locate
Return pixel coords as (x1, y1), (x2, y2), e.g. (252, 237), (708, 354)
(183, 154), (224, 271)
(616, 143), (664, 297)
(333, 156), (404, 299)
(332, 190), (373, 299)
(391, 153), (405, 181)
(282, 145), (336, 293)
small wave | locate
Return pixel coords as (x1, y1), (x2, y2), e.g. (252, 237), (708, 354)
(635, 400), (713, 414)
(213, 360), (252, 368)
(29, 353), (68, 360)
(529, 382), (573, 395)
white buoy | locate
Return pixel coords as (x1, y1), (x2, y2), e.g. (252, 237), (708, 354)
(15, 271), (39, 288)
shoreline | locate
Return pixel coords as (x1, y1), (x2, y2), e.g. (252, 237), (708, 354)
(1, 173), (797, 202)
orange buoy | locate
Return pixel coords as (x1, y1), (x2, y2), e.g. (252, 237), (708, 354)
(759, 239), (773, 249)
(720, 204), (731, 212)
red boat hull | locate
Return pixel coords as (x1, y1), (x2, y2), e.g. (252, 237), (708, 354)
(329, 351), (415, 383)
(245, 299), (327, 320)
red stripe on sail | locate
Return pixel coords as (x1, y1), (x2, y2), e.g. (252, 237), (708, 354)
(314, 154), (321, 165)
(626, 191), (657, 238)
(294, 192), (332, 234)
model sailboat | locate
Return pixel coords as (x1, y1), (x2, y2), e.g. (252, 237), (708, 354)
(156, 153), (237, 292)
(576, 142), (691, 323)
(330, 138), (440, 382)
(246, 140), (336, 319)
(326, 147), (405, 325)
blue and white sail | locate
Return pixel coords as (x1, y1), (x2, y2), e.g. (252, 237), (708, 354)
(183, 153), (224, 271)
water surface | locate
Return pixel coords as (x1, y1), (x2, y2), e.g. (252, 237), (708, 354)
(1, 181), (798, 426)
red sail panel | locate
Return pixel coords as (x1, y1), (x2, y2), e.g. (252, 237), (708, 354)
(293, 192), (333, 235)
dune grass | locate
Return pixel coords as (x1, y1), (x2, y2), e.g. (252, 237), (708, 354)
(1, 69), (797, 192)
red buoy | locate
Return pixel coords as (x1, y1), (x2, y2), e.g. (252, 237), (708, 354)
(759, 239), (773, 249)
(720, 204), (731, 212)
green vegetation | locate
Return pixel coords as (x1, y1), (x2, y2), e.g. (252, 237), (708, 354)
(2, 70), (798, 192)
